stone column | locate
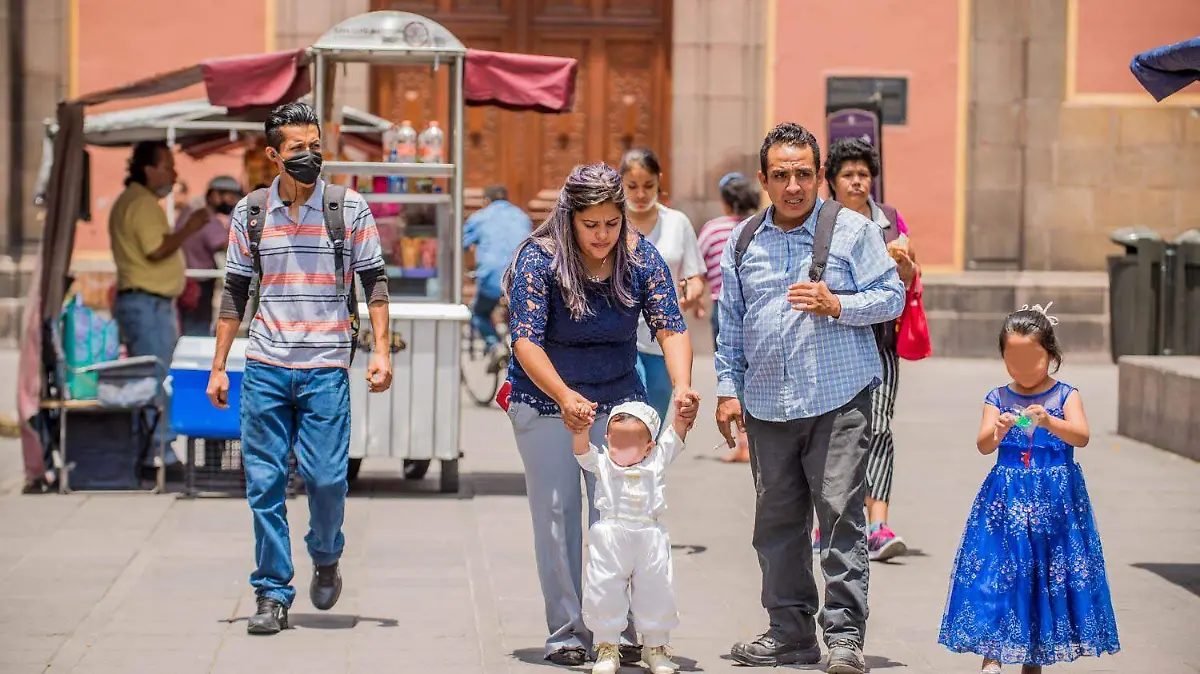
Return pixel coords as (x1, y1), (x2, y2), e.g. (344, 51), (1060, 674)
(671, 0), (766, 228)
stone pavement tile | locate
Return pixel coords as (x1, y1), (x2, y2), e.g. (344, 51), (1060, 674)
(0, 634), (67, 672)
(74, 647), (216, 672)
(211, 638), (350, 674)
(0, 493), (85, 536)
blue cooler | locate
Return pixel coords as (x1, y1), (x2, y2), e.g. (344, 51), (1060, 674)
(167, 337), (248, 440)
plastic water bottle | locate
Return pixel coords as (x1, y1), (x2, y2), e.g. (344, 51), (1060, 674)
(416, 121), (444, 193)
(387, 120), (418, 194)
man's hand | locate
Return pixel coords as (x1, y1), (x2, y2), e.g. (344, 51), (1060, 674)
(788, 281), (841, 317)
(182, 206), (211, 236)
(557, 389), (598, 433)
(207, 368), (230, 409)
(715, 396), (745, 448)
(366, 351), (392, 393)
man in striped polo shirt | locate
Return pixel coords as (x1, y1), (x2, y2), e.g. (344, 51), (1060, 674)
(206, 102), (392, 635)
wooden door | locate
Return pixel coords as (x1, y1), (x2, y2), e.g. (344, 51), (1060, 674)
(370, 0), (672, 218)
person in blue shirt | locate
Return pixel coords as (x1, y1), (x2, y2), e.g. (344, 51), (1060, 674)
(464, 185), (532, 359)
(715, 123), (904, 674)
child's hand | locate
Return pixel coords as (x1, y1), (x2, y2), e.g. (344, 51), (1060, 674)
(1023, 404), (1049, 426)
(995, 413), (1017, 439)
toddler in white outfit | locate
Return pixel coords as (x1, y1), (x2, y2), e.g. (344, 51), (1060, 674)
(572, 400), (690, 674)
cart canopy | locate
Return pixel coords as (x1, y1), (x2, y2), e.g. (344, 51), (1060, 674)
(1130, 36), (1200, 102)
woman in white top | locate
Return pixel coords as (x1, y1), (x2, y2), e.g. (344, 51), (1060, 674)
(620, 148), (705, 425)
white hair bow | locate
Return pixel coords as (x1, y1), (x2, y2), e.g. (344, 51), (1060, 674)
(1019, 301), (1059, 326)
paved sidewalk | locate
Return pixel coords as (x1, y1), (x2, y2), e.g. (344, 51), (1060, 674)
(1, 356), (1197, 673)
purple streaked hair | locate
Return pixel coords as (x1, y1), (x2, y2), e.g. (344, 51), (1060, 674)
(503, 163), (641, 321)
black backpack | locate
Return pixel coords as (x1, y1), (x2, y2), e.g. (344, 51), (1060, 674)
(733, 200), (846, 294)
(243, 184), (361, 364)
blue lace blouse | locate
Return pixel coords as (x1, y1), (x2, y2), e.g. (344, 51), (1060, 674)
(505, 235), (687, 415)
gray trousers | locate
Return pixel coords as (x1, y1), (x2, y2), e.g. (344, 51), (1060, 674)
(508, 402), (638, 655)
(745, 387), (872, 647)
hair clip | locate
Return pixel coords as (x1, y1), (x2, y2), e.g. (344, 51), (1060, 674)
(1019, 301), (1059, 326)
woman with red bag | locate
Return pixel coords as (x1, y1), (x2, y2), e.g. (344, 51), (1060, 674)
(811, 138), (922, 561)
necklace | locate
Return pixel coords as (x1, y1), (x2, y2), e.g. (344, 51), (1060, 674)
(585, 255), (611, 283)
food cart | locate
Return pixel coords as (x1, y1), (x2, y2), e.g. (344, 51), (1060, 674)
(311, 12), (471, 493)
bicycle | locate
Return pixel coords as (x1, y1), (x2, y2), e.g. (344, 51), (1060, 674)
(460, 273), (510, 407)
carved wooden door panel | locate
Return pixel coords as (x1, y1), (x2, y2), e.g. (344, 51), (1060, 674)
(371, 0), (671, 214)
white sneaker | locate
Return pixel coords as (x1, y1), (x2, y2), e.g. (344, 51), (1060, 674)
(981, 659), (1002, 674)
(644, 646), (678, 674)
(593, 642), (620, 674)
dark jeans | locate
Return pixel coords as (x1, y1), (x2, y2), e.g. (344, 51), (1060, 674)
(180, 279), (216, 337)
(745, 387), (872, 647)
(241, 360), (350, 607)
(471, 292), (502, 350)
(112, 289), (179, 465)
(710, 300), (721, 352)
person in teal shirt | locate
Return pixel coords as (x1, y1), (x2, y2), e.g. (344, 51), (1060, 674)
(464, 185), (533, 356)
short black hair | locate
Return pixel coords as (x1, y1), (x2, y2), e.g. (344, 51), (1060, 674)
(719, 174), (760, 217)
(999, 309), (1064, 373)
(825, 137), (881, 198)
(264, 101), (320, 150)
(619, 147), (662, 177)
(483, 185), (508, 202)
(125, 140), (169, 187)
(759, 122), (821, 176)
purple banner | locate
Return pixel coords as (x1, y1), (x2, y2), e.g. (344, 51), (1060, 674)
(826, 107), (882, 203)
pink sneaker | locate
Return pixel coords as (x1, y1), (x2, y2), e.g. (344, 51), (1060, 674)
(867, 524), (907, 561)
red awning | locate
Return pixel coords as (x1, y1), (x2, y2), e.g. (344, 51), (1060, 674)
(464, 49), (577, 114)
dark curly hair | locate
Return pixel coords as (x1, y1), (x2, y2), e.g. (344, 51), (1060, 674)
(999, 308), (1063, 373)
(825, 137), (881, 199)
(759, 122), (821, 176)
(264, 101), (321, 150)
(124, 140), (169, 187)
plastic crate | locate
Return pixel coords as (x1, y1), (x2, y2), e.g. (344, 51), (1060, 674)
(184, 437), (303, 498)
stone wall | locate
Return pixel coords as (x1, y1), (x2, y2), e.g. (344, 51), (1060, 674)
(1118, 356), (1200, 462)
(965, 0), (1200, 272)
(670, 0), (765, 227)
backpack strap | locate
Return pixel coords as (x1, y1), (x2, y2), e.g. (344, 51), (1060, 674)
(245, 188), (270, 302)
(732, 207), (770, 304)
(809, 200), (843, 283)
(322, 184), (362, 364)
(877, 202), (901, 244)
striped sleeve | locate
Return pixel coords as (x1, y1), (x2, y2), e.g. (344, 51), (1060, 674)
(348, 193), (385, 272)
(225, 200), (254, 278)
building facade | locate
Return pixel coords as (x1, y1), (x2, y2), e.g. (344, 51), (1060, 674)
(1, 0), (1198, 345)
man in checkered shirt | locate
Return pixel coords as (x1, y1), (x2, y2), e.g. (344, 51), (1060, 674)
(715, 123), (904, 674)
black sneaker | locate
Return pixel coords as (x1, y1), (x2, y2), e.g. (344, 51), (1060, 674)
(310, 562), (342, 611)
(545, 646), (587, 666)
(247, 596), (288, 635)
(619, 643), (643, 666)
(730, 633), (822, 667)
(827, 639), (867, 674)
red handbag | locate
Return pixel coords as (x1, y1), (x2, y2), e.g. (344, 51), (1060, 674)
(896, 275), (932, 360)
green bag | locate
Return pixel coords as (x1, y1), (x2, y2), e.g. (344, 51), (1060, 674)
(58, 294), (120, 399)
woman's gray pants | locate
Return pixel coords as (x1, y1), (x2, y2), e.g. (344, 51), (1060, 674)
(508, 401), (638, 656)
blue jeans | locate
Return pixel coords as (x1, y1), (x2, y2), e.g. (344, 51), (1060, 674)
(635, 352), (673, 426)
(471, 292), (502, 350)
(241, 360), (350, 607)
(112, 290), (179, 465)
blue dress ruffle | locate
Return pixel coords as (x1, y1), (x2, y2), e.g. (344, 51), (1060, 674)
(938, 381), (1120, 665)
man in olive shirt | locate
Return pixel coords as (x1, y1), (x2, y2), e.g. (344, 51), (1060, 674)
(109, 140), (208, 468)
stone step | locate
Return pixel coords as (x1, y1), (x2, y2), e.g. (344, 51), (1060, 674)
(922, 271), (1110, 362)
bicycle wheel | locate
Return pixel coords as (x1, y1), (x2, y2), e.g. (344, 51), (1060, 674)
(460, 321), (503, 407)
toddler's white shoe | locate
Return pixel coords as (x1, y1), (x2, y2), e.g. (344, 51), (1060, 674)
(644, 645), (678, 674)
(593, 642), (620, 674)
(981, 659), (1002, 674)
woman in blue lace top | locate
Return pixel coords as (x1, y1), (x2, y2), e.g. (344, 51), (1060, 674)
(501, 163), (699, 667)
(939, 305), (1119, 673)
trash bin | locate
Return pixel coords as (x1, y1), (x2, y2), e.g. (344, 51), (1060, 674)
(1169, 229), (1200, 356)
(1108, 227), (1166, 362)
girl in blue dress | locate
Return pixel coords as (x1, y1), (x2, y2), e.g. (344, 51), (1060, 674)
(938, 304), (1119, 673)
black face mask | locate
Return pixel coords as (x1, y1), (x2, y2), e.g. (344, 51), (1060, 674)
(281, 150), (323, 186)
(214, 202), (235, 216)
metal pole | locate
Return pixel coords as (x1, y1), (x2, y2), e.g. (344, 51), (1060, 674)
(166, 125), (177, 226)
(452, 56), (464, 305)
(314, 53), (326, 138)
(8, 0), (27, 260)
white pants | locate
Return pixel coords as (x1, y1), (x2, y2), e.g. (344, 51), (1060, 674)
(583, 519), (678, 646)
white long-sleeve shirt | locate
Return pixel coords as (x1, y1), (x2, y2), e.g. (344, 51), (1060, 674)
(575, 428), (685, 522)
